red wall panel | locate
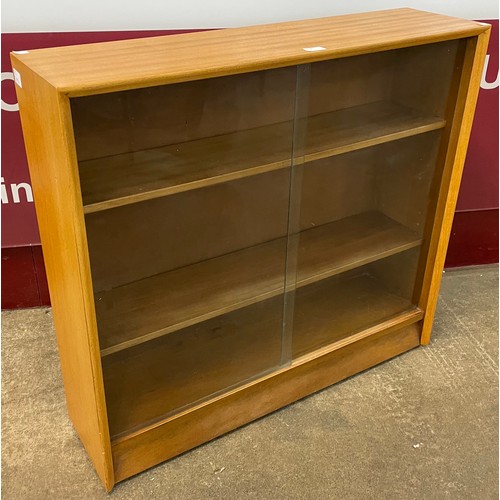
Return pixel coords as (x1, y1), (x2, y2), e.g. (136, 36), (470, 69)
(1, 30), (203, 248)
(1, 24), (498, 308)
(456, 20), (498, 211)
(1, 246), (50, 308)
(445, 209), (499, 268)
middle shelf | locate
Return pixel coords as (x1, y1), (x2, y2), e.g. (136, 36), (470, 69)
(95, 210), (421, 356)
(80, 100), (445, 213)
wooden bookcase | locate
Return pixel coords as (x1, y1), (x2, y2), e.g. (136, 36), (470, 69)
(12, 9), (489, 490)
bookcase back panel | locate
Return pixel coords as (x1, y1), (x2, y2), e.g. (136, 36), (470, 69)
(374, 132), (442, 234)
(296, 131), (442, 234)
(297, 148), (377, 230)
(367, 247), (421, 301)
(392, 39), (462, 118)
(307, 51), (395, 116)
(298, 40), (460, 132)
(71, 67), (296, 162)
(290, 253), (420, 358)
(85, 169), (290, 292)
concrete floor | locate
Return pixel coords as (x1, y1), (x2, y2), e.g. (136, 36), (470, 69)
(2, 265), (498, 499)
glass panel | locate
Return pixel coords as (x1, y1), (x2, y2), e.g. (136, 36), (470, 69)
(287, 40), (464, 358)
(70, 68), (296, 438)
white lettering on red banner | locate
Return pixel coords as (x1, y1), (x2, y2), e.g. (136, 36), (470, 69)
(1, 177), (34, 204)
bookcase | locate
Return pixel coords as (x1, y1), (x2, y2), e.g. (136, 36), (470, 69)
(11, 9), (489, 490)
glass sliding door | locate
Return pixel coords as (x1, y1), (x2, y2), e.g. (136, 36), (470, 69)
(287, 40), (465, 358)
(71, 68), (297, 438)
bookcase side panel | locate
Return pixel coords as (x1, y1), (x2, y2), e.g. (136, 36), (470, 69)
(10, 57), (114, 491)
(417, 31), (491, 344)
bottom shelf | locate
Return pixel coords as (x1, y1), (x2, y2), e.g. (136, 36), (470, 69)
(103, 270), (422, 438)
(291, 271), (416, 358)
(103, 298), (284, 438)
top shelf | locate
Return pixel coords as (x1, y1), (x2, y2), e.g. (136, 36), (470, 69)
(80, 100), (445, 214)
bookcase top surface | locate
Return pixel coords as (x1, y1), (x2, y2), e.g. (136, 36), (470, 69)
(11, 8), (487, 97)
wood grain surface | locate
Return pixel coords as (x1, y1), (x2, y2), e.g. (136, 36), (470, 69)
(11, 60), (114, 489)
(419, 31), (491, 344)
(11, 9), (487, 96)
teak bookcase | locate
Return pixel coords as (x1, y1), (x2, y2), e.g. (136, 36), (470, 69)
(12, 9), (489, 490)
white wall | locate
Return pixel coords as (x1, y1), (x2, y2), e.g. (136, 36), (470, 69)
(2, 0), (498, 33)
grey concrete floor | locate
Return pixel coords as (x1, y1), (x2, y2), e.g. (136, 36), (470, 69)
(2, 265), (498, 499)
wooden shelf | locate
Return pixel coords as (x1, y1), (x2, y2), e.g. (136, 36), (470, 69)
(80, 123), (292, 213)
(102, 270), (423, 438)
(291, 273), (419, 358)
(96, 211), (421, 355)
(81, 101), (445, 213)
